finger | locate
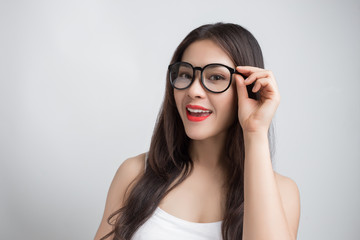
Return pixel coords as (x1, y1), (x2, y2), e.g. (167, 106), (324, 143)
(234, 74), (249, 100)
(252, 77), (276, 93)
(236, 66), (264, 77)
(243, 71), (272, 85)
(252, 79), (266, 93)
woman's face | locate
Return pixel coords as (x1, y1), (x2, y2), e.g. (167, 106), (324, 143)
(174, 39), (238, 141)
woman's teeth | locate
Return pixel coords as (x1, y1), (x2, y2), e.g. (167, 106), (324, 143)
(187, 108), (212, 113)
(185, 107), (212, 121)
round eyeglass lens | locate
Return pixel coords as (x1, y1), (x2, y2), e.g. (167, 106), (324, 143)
(170, 62), (193, 89)
(203, 64), (232, 92)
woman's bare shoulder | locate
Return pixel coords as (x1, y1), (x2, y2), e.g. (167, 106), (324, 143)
(273, 171), (301, 238)
(94, 153), (146, 240)
(274, 171), (297, 186)
(273, 171), (300, 207)
(113, 152), (147, 200)
(108, 153), (145, 206)
(116, 153), (146, 181)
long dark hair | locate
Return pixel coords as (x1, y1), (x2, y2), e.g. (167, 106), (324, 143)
(101, 22), (275, 240)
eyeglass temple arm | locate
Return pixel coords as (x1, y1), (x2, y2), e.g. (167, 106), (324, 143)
(234, 70), (247, 79)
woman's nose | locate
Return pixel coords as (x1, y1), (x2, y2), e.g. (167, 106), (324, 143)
(187, 72), (206, 99)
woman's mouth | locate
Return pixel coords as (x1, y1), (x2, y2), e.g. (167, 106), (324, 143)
(186, 105), (212, 122)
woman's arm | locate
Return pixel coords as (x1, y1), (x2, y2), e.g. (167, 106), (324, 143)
(94, 153), (146, 240)
(243, 132), (300, 240)
(234, 66), (300, 240)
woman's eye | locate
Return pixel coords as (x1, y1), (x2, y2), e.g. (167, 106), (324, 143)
(209, 75), (225, 81)
(179, 73), (192, 79)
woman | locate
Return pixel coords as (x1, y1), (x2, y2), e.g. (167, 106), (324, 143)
(95, 22), (300, 240)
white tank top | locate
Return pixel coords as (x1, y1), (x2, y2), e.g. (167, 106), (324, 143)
(131, 206), (223, 240)
(131, 153), (223, 240)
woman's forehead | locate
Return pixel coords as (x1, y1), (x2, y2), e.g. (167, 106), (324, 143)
(181, 40), (235, 68)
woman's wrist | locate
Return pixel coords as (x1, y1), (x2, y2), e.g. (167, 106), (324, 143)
(243, 130), (268, 139)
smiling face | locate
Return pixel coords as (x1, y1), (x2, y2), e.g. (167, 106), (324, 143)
(173, 39), (238, 141)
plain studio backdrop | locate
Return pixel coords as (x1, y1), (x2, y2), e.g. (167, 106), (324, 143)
(0, 0), (359, 239)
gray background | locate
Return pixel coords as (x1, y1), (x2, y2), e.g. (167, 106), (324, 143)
(1, 0), (359, 239)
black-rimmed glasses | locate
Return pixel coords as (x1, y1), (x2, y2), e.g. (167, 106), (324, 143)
(168, 62), (244, 93)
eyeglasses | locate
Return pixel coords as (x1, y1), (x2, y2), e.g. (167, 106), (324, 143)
(168, 61), (244, 93)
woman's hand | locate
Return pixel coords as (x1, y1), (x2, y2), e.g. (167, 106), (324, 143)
(234, 66), (280, 134)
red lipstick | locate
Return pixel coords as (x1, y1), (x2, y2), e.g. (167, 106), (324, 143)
(185, 104), (212, 122)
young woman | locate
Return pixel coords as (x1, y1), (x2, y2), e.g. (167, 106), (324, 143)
(95, 22), (300, 240)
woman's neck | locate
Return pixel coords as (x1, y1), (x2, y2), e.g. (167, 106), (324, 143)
(189, 132), (227, 170)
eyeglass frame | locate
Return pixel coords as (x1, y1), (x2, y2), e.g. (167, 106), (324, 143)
(168, 61), (246, 94)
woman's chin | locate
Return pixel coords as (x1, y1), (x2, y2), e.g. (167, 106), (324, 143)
(184, 128), (225, 141)
(184, 129), (209, 141)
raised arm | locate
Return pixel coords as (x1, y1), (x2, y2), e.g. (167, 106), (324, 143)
(94, 153), (146, 240)
(243, 132), (300, 240)
(234, 67), (300, 240)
